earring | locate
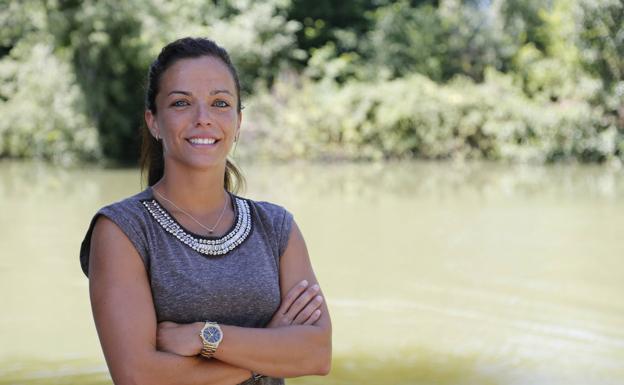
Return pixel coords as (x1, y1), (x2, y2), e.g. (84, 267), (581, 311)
(232, 134), (239, 158)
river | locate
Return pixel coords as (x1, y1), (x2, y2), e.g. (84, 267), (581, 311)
(0, 160), (622, 385)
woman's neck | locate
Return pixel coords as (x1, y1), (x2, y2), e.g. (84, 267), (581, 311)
(153, 163), (228, 216)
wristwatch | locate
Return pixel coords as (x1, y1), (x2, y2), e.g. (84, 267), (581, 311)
(199, 321), (223, 358)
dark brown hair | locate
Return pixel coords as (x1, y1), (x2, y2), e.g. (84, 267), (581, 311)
(140, 37), (245, 193)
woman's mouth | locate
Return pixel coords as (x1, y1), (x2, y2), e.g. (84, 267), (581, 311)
(187, 137), (220, 146)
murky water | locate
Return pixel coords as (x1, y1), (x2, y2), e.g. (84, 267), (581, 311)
(1, 160), (623, 385)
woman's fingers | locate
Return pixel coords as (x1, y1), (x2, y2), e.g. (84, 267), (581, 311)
(303, 309), (322, 325)
(284, 283), (320, 322)
(292, 295), (323, 325)
(267, 280), (310, 327)
(268, 280), (324, 327)
(279, 279), (309, 316)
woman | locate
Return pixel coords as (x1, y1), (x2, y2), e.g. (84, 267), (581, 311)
(79, 37), (332, 385)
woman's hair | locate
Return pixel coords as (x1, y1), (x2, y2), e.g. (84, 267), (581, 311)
(140, 37), (245, 193)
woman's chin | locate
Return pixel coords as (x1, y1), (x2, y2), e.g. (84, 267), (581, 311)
(166, 155), (227, 172)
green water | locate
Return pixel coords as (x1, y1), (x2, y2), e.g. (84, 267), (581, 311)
(1, 160), (623, 385)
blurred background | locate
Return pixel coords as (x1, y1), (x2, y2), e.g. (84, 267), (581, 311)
(1, 0), (623, 384)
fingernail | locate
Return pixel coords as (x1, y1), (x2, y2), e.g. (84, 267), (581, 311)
(301, 280), (309, 287)
(312, 284), (319, 290)
(316, 295), (323, 302)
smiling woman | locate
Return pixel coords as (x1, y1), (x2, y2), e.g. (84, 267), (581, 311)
(79, 37), (332, 385)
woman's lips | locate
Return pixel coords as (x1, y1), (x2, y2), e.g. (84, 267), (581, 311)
(188, 137), (217, 144)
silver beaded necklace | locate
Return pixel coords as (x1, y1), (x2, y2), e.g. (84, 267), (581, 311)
(152, 188), (230, 235)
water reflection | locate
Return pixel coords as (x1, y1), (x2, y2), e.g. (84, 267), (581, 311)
(1, 160), (623, 202)
(242, 161), (624, 205)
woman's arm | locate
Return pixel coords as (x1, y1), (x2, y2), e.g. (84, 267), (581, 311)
(89, 216), (252, 385)
(157, 221), (332, 378)
(212, 220), (332, 377)
(156, 279), (324, 356)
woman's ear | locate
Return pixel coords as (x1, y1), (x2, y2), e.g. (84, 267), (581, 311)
(145, 109), (160, 139)
(236, 111), (242, 141)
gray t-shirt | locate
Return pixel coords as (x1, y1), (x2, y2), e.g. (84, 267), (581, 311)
(80, 187), (293, 385)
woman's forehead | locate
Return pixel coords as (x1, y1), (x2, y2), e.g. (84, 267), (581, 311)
(161, 56), (236, 94)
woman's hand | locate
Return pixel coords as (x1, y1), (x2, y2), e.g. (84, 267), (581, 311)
(156, 280), (324, 356)
(267, 280), (324, 328)
(156, 321), (203, 356)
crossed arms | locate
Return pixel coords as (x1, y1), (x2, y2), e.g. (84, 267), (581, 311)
(88, 216), (332, 385)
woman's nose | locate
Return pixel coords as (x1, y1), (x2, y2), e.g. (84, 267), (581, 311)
(195, 103), (213, 126)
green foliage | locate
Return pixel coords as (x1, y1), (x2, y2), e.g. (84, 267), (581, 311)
(577, 0), (624, 121)
(501, 0), (555, 52)
(0, 0), (100, 163)
(286, 0), (379, 60)
(0, 39), (100, 163)
(359, 0), (515, 82)
(49, 0), (151, 163)
(243, 70), (621, 163)
(0, 0), (622, 164)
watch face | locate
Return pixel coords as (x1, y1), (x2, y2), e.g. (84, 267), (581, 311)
(202, 325), (222, 343)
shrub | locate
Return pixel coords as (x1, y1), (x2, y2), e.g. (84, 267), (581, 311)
(0, 39), (100, 163)
(242, 70), (621, 163)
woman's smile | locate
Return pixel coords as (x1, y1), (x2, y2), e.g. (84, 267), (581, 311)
(186, 135), (221, 147)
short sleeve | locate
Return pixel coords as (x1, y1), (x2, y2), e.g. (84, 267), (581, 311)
(277, 208), (294, 257)
(79, 203), (150, 277)
(249, 199), (295, 262)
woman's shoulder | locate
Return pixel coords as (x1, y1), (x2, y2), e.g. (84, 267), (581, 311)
(80, 188), (154, 277)
(240, 195), (293, 226)
(239, 195), (294, 257)
(244, 196), (290, 216)
(98, 188), (153, 218)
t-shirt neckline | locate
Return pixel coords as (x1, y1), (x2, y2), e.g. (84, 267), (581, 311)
(146, 186), (240, 241)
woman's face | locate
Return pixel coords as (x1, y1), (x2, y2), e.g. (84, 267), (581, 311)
(146, 56), (241, 172)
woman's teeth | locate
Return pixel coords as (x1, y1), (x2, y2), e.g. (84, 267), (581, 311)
(188, 138), (217, 145)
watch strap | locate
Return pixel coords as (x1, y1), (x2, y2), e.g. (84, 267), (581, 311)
(200, 343), (218, 358)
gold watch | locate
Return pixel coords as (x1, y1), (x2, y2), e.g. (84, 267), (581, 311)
(199, 321), (223, 358)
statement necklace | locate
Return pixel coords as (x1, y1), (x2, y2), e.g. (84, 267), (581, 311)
(153, 188), (229, 235)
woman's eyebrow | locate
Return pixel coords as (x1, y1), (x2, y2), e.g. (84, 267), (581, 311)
(210, 89), (233, 96)
(167, 89), (233, 96)
(168, 90), (192, 96)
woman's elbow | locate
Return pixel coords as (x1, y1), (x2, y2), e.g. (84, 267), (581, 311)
(310, 327), (332, 376)
(315, 348), (332, 376)
(110, 370), (146, 385)
(297, 345), (331, 377)
(114, 369), (161, 385)
(109, 354), (161, 385)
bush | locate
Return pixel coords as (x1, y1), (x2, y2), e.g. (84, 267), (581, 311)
(242, 70), (621, 163)
(0, 0), (621, 164)
(360, 0), (515, 83)
(0, 39), (100, 163)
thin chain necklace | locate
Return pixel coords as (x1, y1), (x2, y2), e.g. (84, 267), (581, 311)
(153, 187), (230, 235)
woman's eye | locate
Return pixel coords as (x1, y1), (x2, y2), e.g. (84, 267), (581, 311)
(213, 100), (229, 108)
(171, 100), (189, 107)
